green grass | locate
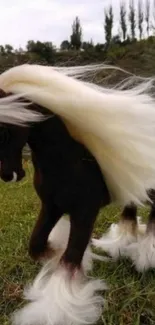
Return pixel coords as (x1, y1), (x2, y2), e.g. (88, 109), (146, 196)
(0, 161), (155, 325)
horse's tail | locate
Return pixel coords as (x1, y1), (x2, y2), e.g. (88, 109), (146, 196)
(0, 63), (155, 205)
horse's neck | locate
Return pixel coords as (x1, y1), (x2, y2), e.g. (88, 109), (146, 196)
(26, 115), (109, 207)
(27, 116), (90, 168)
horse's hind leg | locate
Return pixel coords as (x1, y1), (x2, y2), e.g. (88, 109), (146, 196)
(125, 200), (155, 272)
(92, 204), (143, 259)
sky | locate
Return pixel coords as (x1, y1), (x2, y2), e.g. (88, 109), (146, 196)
(0, 0), (154, 50)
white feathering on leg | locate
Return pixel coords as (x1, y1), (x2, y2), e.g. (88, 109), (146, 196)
(124, 218), (155, 272)
(136, 216), (147, 236)
(124, 234), (155, 272)
(11, 265), (107, 325)
(92, 216), (147, 259)
(11, 218), (109, 325)
(11, 172), (17, 182)
(92, 222), (137, 259)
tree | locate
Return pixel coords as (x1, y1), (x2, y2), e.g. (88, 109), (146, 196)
(95, 43), (105, 52)
(104, 5), (113, 47)
(138, 0), (144, 39)
(82, 39), (94, 51)
(27, 40), (36, 52)
(129, 0), (136, 40)
(60, 40), (70, 50)
(0, 44), (14, 55)
(111, 35), (121, 45)
(145, 0), (150, 37)
(5, 44), (13, 54)
(26, 40), (55, 62)
(120, 2), (127, 41)
(70, 16), (82, 50)
(0, 45), (5, 55)
(152, 0), (155, 32)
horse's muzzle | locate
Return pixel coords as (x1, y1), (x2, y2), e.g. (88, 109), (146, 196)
(0, 162), (25, 182)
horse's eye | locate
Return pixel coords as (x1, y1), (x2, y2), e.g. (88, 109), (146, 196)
(0, 127), (10, 145)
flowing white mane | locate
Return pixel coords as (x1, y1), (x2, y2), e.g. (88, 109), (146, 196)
(0, 63), (155, 205)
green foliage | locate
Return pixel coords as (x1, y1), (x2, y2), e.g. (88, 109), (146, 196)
(0, 2), (155, 75)
(70, 16), (82, 50)
(0, 44), (14, 56)
(4, 44), (13, 54)
(145, 0), (150, 37)
(82, 40), (94, 51)
(107, 45), (128, 64)
(26, 40), (55, 63)
(129, 0), (136, 40)
(0, 46), (5, 55)
(95, 43), (105, 52)
(60, 40), (70, 50)
(138, 0), (144, 40)
(104, 5), (113, 47)
(120, 1), (127, 41)
(111, 35), (121, 45)
(147, 35), (155, 44)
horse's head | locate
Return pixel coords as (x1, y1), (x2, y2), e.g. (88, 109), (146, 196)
(0, 123), (29, 182)
(0, 88), (47, 183)
(0, 89), (40, 183)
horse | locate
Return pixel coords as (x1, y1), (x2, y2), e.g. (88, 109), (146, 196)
(0, 63), (155, 325)
(0, 91), (109, 325)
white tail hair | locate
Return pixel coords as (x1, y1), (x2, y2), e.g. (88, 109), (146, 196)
(0, 63), (155, 205)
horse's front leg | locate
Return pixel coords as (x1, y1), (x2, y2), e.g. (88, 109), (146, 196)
(13, 163), (109, 325)
(45, 201), (107, 325)
(28, 164), (63, 261)
(29, 202), (62, 261)
(62, 207), (97, 269)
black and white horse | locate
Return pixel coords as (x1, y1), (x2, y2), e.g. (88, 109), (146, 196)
(0, 90), (110, 325)
(0, 64), (155, 325)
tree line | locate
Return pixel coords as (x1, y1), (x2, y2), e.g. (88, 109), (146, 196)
(0, 0), (155, 64)
(62, 0), (155, 50)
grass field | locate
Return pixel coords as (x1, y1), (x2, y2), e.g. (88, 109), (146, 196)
(0, 161), (155, 325)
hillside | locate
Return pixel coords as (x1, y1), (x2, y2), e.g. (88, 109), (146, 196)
(1, 37), (155, 86)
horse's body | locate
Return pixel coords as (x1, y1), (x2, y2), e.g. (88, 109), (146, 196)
(28, 112), (110, 264)
(0, 91), (110, 265)
(0, 100), (111, 325)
